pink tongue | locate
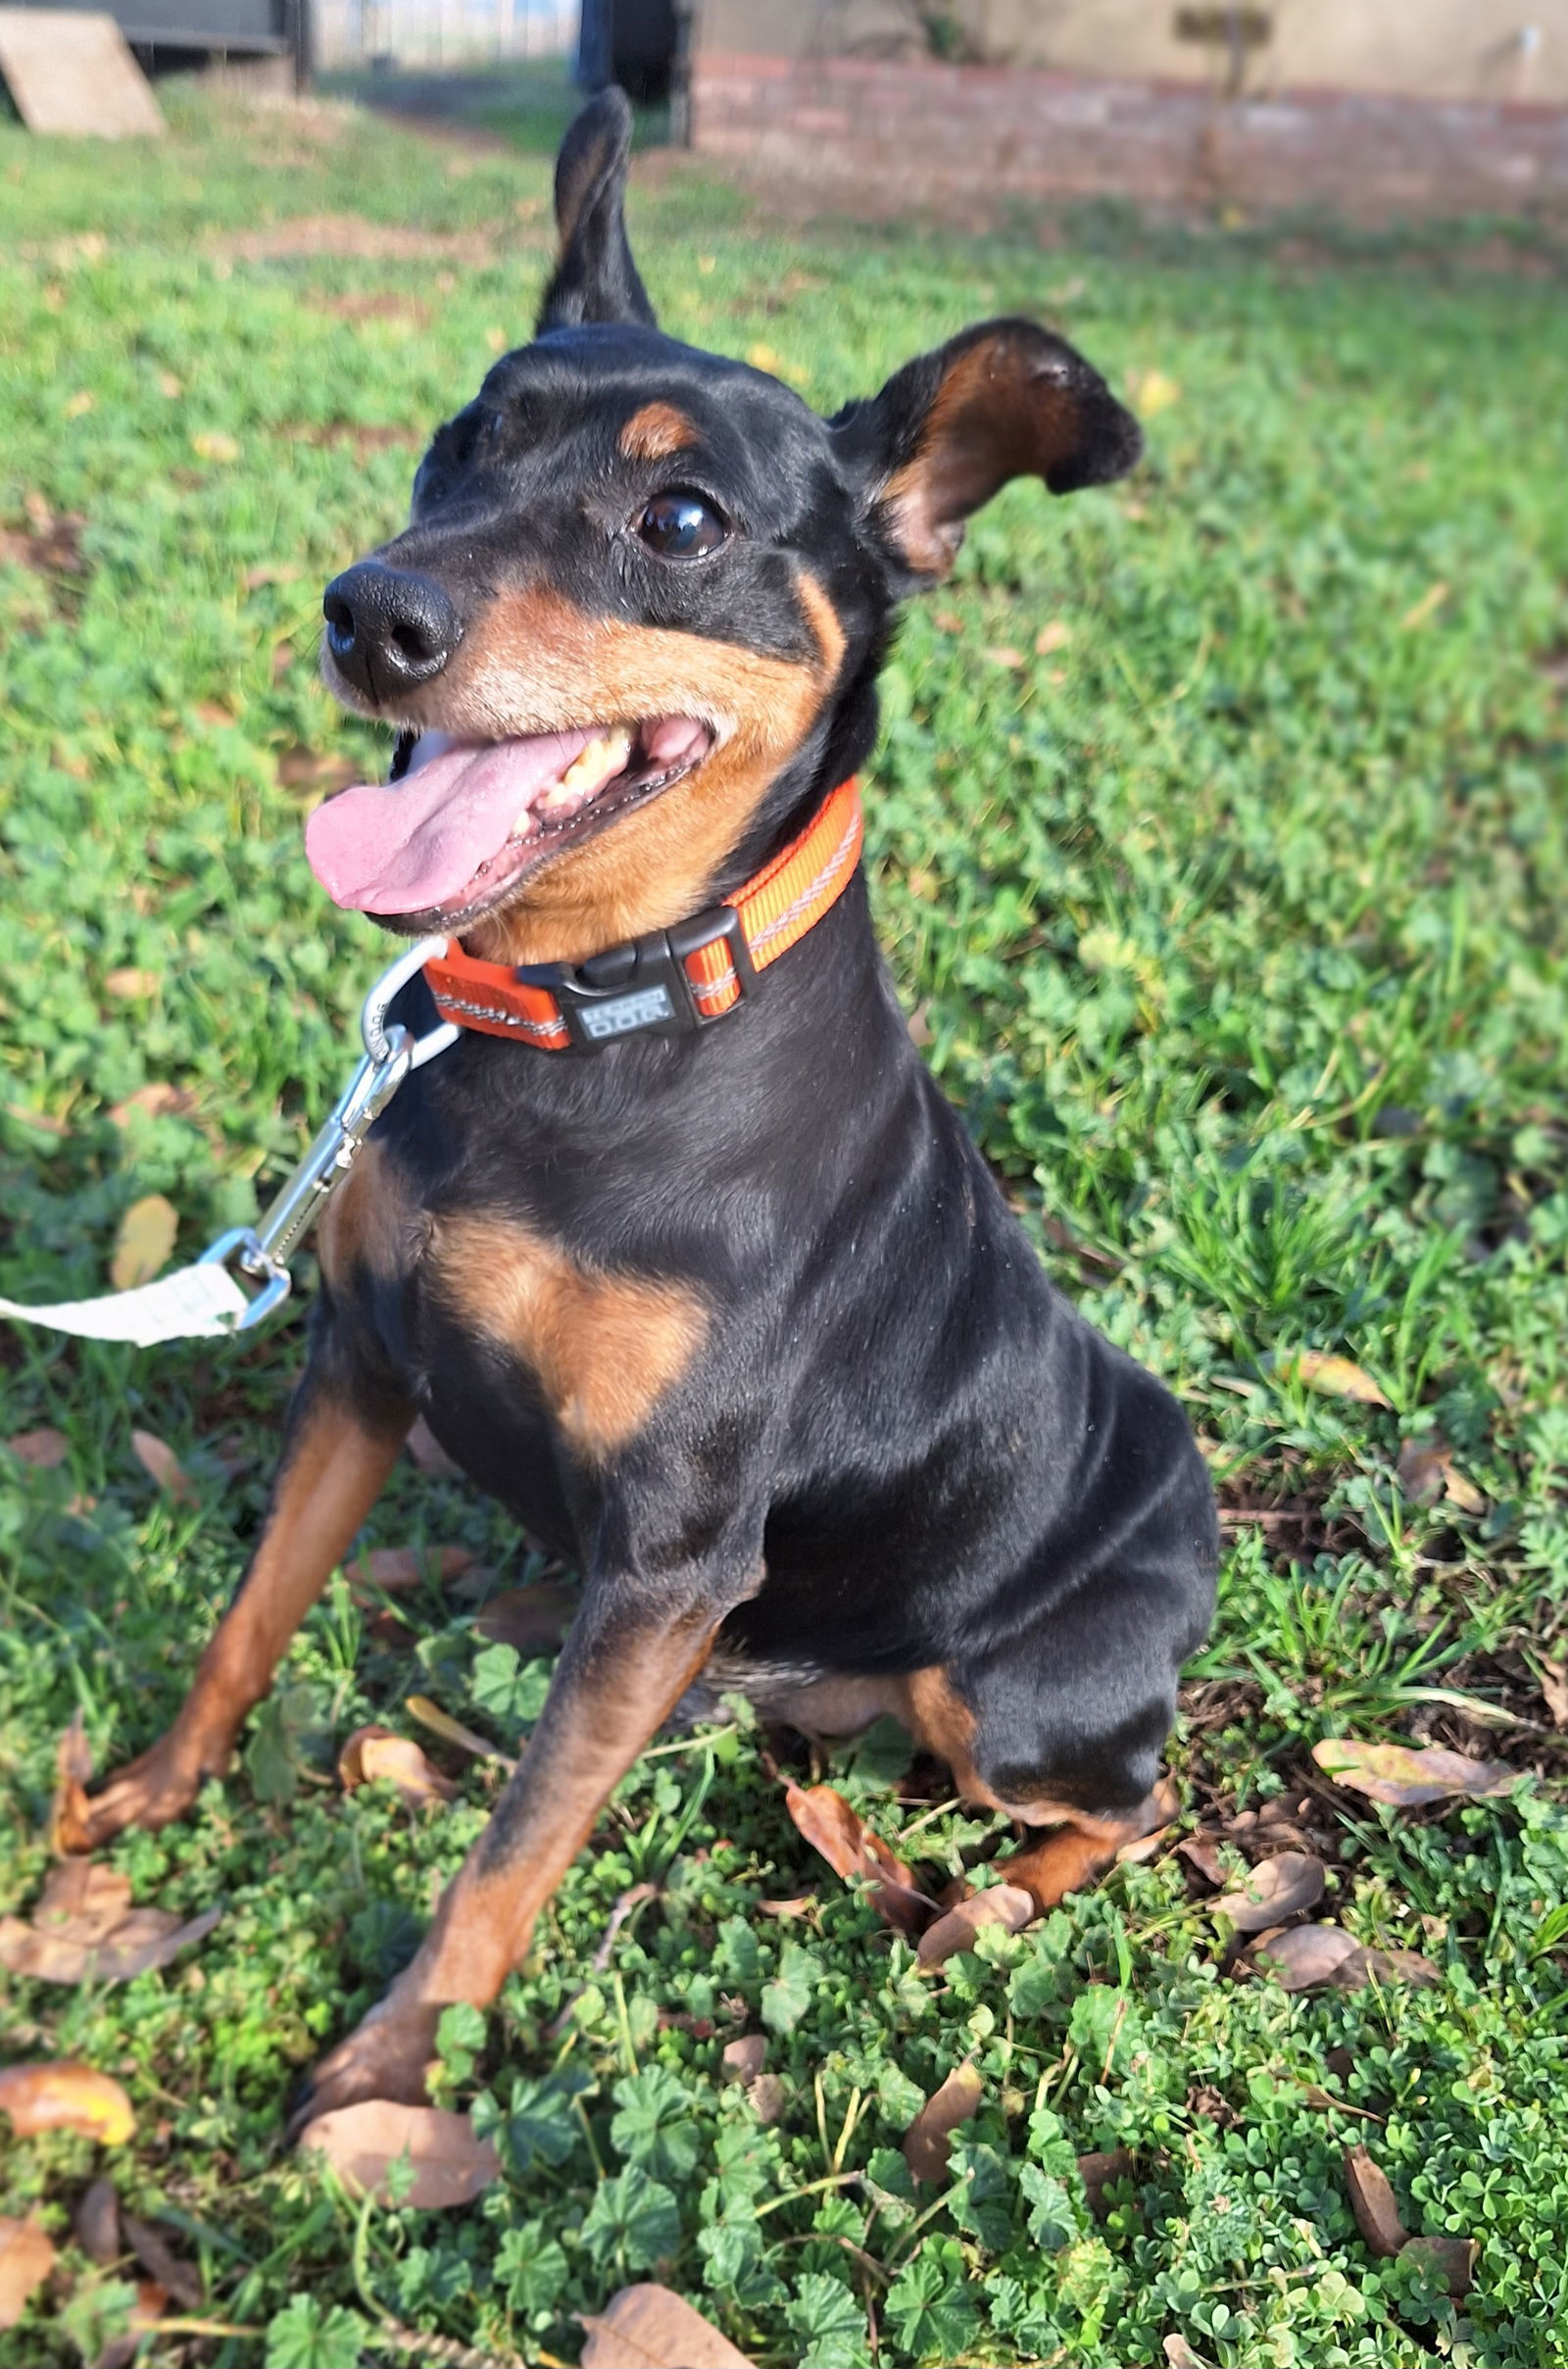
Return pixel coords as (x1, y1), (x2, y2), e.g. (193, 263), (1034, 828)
(304, 729), (591, 913)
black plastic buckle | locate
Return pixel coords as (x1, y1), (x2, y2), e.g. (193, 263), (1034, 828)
(514, 906), (755, 1053)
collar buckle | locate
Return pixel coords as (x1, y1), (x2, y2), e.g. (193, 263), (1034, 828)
(514, 903), (756, 1052)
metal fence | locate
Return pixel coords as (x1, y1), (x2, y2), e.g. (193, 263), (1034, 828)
(315, 0), (576, 70)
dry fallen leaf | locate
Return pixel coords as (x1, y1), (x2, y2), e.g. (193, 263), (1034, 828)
(1396, 1435), (1486, 1514)
(720, 2035), (767, 2084)
(904, 2060), (981, 2184)
(103, 967), (155, 1000)
(108, 1082), (197, 1127)
(748, 2074), (787, 2125)
(758, 1896), (815, 1920)
(95, 2276), (168, 2369)
(131, 1429), (197, 1504)
(49, 1712), (94, 1856)
(1077, 2145), (1134, 2220)
(6, 1426), (70, 1467)
(1542, 1656), (1568, 1730)
(1035, 619), (1072, 656)
(1213, 1851), (1325, 1934)
(472, 1580), (578, 1653)
(1278, 1350), (1391, 1407)
(916, 1883), (1034, 1967)
(1251, 1923), (1361, 1992)
(1331, 1944), (1441, 1992)
(0, 2217), (56, 2332)
(1312, 1738), (1515, 1806)
(110, 1194), (177, 1290)
(406, 1694), (517, 1771)
(337, 1725), (458, 1806)
(983, 643), (1025, 668)
(122, 2213), (202, 2310)
(299, 2101), (500, 2208)
(1344, 2146), (1408, 2257)
(34, 1861), (132, 1943)
(1178, 1835), (1227, 1887)
(74, 2178), (120, 2265)
(782, 1781), (933, 1938)
(349, 1543), (473, 1599)
(1400, 2234), (1476, 2296)
(0, 1898), (221, 1986)
(0, 2062), (134, 2146)
(1163, 2339), (1210, 2369)
(275, 745), (359, 793)
(579, 2280), (752, 2368)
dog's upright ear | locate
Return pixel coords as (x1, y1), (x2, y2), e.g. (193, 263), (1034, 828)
(831, 318), (1142, 590)
(536, 86), (658, 333)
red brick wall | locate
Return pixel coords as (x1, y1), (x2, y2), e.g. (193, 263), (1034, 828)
(691, 51), (1568, 221)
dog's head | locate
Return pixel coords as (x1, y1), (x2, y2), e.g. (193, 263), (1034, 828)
(311, 89), (1142, 964)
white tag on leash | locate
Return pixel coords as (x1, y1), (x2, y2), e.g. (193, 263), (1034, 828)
(0, 1262), (251, 1348)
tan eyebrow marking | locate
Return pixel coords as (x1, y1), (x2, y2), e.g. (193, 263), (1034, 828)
(619, 402), (698, 464)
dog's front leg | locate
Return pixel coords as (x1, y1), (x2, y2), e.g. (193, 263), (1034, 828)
(291, 1559), (751, 2126)
(81, 1354), (411, 1849)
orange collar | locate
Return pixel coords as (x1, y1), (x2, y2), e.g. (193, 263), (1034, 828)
(422, 777), (862, 1054)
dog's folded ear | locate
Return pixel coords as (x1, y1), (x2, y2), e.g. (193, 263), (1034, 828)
(831, 318), (1142, 589)
(536, 86), (658, 334)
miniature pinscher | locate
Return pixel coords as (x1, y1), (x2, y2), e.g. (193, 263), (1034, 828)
(81, 90), (1217, 2122)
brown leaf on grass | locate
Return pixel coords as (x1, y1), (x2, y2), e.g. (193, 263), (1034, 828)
(758, 1896), (815, 1919)
(472, 1580), (577, 1654)
(95, 2278), (168, 2369)
(130, 1430), (197, 1504)
(276, 745), (359, 794)
(721, 2035), (767, 2084)
(349, 1543), (473, 1599)
(1312, 1739), (1515, 1806)
(1115, 1821), (1174, 1866)
(1400, 2235), (1477, 2296)
(74, 2178), (120, 2265)
(108, 1083), (197, 1127)
(406, 1694), (517, 1770)
(916, 1883), (1035, 1967)
(748, 2074), (787, 2125)
(1163, 2340), (1210, 2369)
(1213, 1851), (1325, 1934)
(336, 1725), (458, 1806)
(1178, 1835), (1227, 1887)
(579, 2280), (753, 2368)
(1396, 1435), (1485, 1513)
(1331, 1945), (1441, 1992)
(903, 2061), (981, 2183)
(299, 2101), (500, 2208)
(1542, 1657), (1568, 1730)
(103, 967), (157, 1002)
(1278, 1351), (1391, 1407)
(6, 1426), (70, 1467)
(0, 1900), (221, 1986)
(34, 1861), (132, 1943)
(1251, 1924), (1361, 1991)
(1035, 619), (1072, 655)
(49, 1712), (94, 1856)
(1077, 2146), (1134, 2220)
(0, 2062), (134, 2146)
(0, 2217), (57, 2331)
(122, 2213), (202, 2310)
(110, 1194), (177, 1289)
(782, 1781), (934, 1938)
(1345, 2147), (1408, 2256)
(983, 644), (1025, 668)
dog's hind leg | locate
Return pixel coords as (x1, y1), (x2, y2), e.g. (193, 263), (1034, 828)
(79, 1360), (410, 1849)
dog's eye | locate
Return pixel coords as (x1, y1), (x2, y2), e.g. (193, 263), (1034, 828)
(637, 490), (727, 561)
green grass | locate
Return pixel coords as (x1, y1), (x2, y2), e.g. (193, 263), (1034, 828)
(3, 81), (1567, 2369)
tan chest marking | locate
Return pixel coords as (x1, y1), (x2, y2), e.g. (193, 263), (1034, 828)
(433, 1211), (709, 1460)
(318, 1140), (424, 1290)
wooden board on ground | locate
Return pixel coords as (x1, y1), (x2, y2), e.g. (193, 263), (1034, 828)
(0, 9), (165, 137)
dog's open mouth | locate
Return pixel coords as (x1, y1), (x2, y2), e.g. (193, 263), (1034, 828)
(304, 716), (713, 926)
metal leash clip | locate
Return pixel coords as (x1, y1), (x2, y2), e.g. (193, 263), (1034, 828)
(199, 937), (458, 1329)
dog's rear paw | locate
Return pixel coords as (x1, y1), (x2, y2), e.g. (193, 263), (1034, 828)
(287, 1997), (444, 2140)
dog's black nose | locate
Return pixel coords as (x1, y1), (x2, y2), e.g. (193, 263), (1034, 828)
(321, 564), (462, 703)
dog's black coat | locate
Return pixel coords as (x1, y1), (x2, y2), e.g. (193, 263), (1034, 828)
(315, 87), (1218, 1827)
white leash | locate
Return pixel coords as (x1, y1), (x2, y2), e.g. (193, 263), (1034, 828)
(0, 938), (457, 1350)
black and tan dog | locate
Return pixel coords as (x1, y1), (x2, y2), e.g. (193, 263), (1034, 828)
(81, 91), (1217, 2120)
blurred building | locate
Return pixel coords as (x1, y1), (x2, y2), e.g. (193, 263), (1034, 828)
(689, 1), (1568, 217)
(315, 0), (575, 69)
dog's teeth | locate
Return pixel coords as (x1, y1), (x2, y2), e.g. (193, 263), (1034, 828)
(510, 804), (540, 840)
(557, 727), (633, 799)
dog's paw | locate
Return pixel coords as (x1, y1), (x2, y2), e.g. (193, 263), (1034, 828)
(287, 1996), (444, 2139)
(74, 1735), (217, 1849)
